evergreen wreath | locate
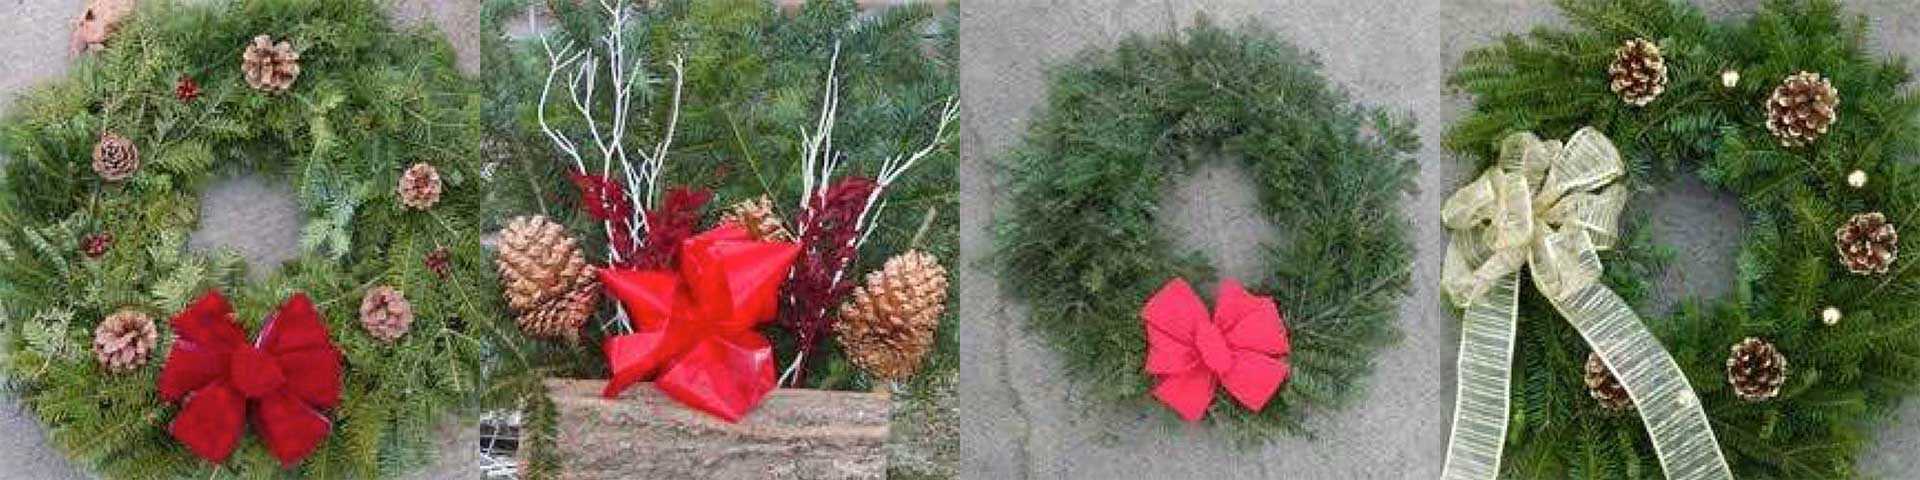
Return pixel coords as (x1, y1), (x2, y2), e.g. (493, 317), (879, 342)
(0, 0), (497, 477)
(993, 19), (1419, 441)
(1448, 0), (1920, 477)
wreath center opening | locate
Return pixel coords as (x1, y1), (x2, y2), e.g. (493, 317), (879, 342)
(187, 174), (303, 280)
(1156, 156), (1285, 287)
(1636, 173), (1746, 316)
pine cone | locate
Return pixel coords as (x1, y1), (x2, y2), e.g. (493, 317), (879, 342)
(92, 308), (155, 373)
(1608, 38), (1667, 107)
(1765, 71), (1839, 147)
(720, 195), (794, 242)
(834, 250), (948, 381)
(425, 246), (452, 279)
(399, 163), (443, 210)
(1836, 212), (1898, 275)
(1727, 337), (1787, 402)
(359, 286), (413, 343)
(1584, 352), (1633, 412)
(516, 281), (600, 341)
(242, 35), (301, 94)
(92, 131), (139, 181)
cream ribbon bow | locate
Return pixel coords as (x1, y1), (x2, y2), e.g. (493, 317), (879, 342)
(1438, 127), (1731, 480)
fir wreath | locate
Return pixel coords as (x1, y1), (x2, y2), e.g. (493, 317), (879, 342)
(1448, 0), (1920, 477)
(993, 19), (1419, 441)
(0, 0), (497, 477)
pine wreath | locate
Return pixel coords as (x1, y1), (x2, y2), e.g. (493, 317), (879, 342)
(993, 19), (1418, 441)
(0, 0), (497, 477)
(1448, 0), (1920, 477)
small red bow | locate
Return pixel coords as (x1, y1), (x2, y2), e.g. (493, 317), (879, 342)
(1142, 278), (1291, 422)
(599, 223), (801, 422)
(158, 291), (342, 466)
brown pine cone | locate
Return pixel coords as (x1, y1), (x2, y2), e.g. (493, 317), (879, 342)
(1608, 38), (1667, 107)
(1584, 352), (1633, 412)
(720, 195), (794, 242)
(242, 35), (301, 94)
(359, 286), (413, 343)
(1835, 212), (1898, 275)
(92, 132), (139, 182)
(92, 308), (156, 373)
(516, 281), (600, 342)
(835, 250), (948, 381)
(399, 163), (443, 210)
(1765, 71), (1839, 147)
(1727, 337), (1787, 402)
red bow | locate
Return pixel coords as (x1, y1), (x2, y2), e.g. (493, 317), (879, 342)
(598, 223), (801, 422)
(1141, 278), (1291, 422)
(158, 291), (342, 466)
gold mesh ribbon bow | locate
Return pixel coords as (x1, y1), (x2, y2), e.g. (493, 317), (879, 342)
(1439, 127), (1731, 480)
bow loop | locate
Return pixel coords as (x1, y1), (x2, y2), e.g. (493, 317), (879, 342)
(158, 291), (341, 467)
(1141, 278), (1290, 422)
(1440, 126), (1626, 307)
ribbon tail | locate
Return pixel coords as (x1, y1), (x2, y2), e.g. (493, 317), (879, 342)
(1548, 284), (1732, 480)
(1440, 273), (1521, 480)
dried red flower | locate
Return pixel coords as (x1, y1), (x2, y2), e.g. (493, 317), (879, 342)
(83, 232), (113, 258)
(424, 247), (452, 279)
(779, 177), (877, 386)
(629, 187), (712, 270)
(174, 76), (199, 102)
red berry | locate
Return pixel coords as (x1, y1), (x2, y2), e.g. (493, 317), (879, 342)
(83, 232), (112, 258)
(174, 76), (200, 102)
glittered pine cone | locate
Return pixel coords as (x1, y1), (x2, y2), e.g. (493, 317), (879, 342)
(719, 195), (794, 242)
(1584, 352), (1633, 412)
(1727, 337), (1787, 402)
(399, 163), (443, 210)
(516, 280), (600, 341)
(1608, 38), (1667, 107)
(242, 34), (301, 94)
(92, 308), (156, 373)
(359, 286), (413, 343)
(92, 131), (139, 181)
(1765, 71), (1839, 147)
(1836, 212), (1898, 275)
(835, 250), (948, 381)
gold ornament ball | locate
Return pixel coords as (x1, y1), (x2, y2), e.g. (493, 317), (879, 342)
(1847, 170), (1868, 189)
(1821, 306), (1842, 326)
(1721, 69), (1740, 88)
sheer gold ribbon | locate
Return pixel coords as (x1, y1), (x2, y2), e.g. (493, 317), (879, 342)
(1438, 128), (1731, 480)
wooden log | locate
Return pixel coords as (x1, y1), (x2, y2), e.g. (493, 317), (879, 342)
(542, 379), (890, 480)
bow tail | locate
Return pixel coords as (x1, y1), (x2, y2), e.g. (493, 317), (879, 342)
(251, 391), (333, 467)
(652, 332), (777, 423)
(169, 381), (247, 463)
(1439, 273), (1521, 480)
(601, 330), (675, 398)
(1547, 283), (1731, 480)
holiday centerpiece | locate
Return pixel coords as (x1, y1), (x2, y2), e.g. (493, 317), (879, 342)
(1443, 0), (1920, 477)
(0, 0), (498, 477)
(991, 19), (1418, 441)
(474, 1), (957, 478)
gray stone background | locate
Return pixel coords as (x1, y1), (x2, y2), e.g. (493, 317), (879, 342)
(959, 0), (1920, 478)
(0, 0), (479, 478)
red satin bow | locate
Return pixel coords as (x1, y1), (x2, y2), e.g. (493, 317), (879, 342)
(598, 223), (801, 422)
(158, 291), (342, 466)
(1141, 278), (1291, 422)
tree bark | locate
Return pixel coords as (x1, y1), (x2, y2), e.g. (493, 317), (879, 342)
(542, 379), (890, 480)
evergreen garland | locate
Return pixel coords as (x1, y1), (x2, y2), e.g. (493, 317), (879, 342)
(992, 19), (1419, 442)
(1448, 0), (1920, 477)
(0, 0), (497, 477)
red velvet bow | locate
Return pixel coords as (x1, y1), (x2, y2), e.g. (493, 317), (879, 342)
(158, 291), (342, 466)
(598, 223), (801, 422)
(1141, 278), (1291, 422)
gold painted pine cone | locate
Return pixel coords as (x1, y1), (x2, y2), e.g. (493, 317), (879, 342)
(1835, 212), (1897, 275)
(720, 195), (794, 242)
(92, 308), (156, 373)
(1727, 337), (1787, 402)
(1765, 71), (1839, 147)
(517, 281), (600, 342)
(836, 250), (948, 381)
(1607, 38), (1667, 107)
(92, 131), (139, 181)
(495, 215), (597, 340)
(242, 34), (301, 94)
(359, 286), (413, 343)
(1584, 352), (1633, 412)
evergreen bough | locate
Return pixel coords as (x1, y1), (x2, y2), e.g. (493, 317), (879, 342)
(0, 0), (497, 477)
(992, 19), (1419, 442)
(1449, 0), (1920, 477)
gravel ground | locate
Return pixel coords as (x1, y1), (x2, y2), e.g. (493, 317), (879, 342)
(959, 0), (1920, 478)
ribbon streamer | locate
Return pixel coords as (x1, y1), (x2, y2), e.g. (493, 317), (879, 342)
(1438, 128), (1731, 480)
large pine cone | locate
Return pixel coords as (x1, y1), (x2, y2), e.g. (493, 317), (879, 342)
(399, 163), (443, 210)
(1765, 71), (1839, 147)
(496, 216), (597, 340)
(1584, 352), (1633, 412)
(92, 131), (139, 181)
(720, 195), (794, 242)
(1836, 212), (1897, 275)
(517, 281), (600, 342)
(242, 35), (301, 94)
(1727, 337), (1787, 402)
(1608, 38), (1667, 107)
(835, 250), (948, 381)
(359, 286), (413, 343)
(93, 308), (156, 373)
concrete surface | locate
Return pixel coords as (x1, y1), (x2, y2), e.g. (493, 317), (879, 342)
(960, 0), (1920, 478)
(0, 0), (480, 478)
